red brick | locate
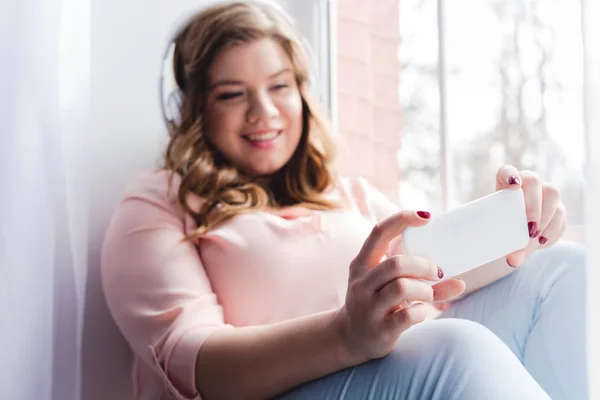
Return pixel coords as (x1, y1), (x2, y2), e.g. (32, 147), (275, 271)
(337, 93), (359, 133)
(356, 99), (374, 135)
(371, 0), (400, 39)
(336, 0), (402, 190)
(337, 0), (371, 24)
(337, 18), (371, 61)
(372, 107), (402, 146)
(337, 56), (372, 100)
(342, 133), (376, 177)
(371, 37), (400, 75)
(372, 74), (400, 109)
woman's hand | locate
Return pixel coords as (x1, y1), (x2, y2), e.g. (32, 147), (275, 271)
(335, 210), (466, 366)
(495, 165), (567, 267)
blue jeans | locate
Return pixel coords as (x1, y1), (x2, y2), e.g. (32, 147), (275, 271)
(277, 241), (587, 399)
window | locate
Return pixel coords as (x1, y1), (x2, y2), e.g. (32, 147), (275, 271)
(398, 0), (586, 241)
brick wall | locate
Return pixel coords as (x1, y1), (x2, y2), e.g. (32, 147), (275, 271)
(335, 0), (402, 203)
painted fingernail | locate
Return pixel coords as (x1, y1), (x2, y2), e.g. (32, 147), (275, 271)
(528, 222), (538, 238)
(437, 266), (444, 279)
(539, 236), (548, 245)
(508, 175), (521, 185)
(417, 211), (431, 219)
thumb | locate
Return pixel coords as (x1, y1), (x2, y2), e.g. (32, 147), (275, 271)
(356, 210), (432, 270)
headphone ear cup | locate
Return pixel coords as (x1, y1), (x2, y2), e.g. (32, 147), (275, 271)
(299, 35), (319, 90)
(160, 42), (182, 135)
(167, 89), (184, 127)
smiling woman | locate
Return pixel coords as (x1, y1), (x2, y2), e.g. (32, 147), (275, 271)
(161, 2), (340, 239)
(203, 39), (303, 176)
(99, 1), (587, 400)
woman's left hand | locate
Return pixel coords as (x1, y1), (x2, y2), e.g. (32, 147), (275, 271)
(495, 165), (567, 267)
(432, 165), (567, 313)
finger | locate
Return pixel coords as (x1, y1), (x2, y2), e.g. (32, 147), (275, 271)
(431, 278), (466, 302)
(389, 302), (429, 332)
(375, 278), (434, 316)
(364, 255), (442, 293)
(507, 206), (564, 265)
(506, 249), (527, 267)
(495, 165), (522, 191)
(434, 302), (451, 311)
(520, 170), (543, 239)
(538, 184), (561, 233)
(513, 210), (565, 263)
(386, 235), (405, 258)
(355, 210), (431, 270)
(538, 205), (567, 248)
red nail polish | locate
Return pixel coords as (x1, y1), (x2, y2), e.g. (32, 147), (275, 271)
(539, 236), (548, 245)
(437, 266), (444, 279)
(508, 175), (521, 185)
(417, 211), (431, 219)
(528, 222), (538, 238)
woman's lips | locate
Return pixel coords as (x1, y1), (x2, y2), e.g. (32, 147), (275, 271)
(242, 130), (282, 149)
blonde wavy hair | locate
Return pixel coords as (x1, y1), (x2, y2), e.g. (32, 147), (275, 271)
(162, 1), (342, 240)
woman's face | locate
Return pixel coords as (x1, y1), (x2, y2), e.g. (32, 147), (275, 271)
(203, 37), (304, 177)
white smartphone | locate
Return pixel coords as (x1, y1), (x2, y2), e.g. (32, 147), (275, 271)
(402, 188), (530, 280)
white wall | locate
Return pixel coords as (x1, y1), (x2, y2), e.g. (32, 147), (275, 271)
(85, 1), (327, 399)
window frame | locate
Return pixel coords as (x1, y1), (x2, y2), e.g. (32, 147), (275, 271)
(316, 0), (584, 239)
(277, 0), (338, 134)
(582, 0), (600, 395)
(408, 0), (586, 240)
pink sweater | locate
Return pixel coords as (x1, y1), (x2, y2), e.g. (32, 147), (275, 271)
(101, 169), (398, 400)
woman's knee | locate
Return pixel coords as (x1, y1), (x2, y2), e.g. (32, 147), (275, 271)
(539, 240), (585, 270)
(280, 319), (548, 400)
(521, 240), (586, 296)
(389, 318), (508, 366)
(374, 319), (548, 399)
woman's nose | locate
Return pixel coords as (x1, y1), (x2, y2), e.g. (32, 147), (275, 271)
(246, 90), (279, 124)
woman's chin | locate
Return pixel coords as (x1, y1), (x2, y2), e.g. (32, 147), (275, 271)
(243, 162), (287, 179)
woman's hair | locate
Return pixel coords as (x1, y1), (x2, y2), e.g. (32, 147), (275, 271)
(162, 1), (341, 240)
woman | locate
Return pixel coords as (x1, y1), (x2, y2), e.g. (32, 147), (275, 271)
(101, 1), (587, 399)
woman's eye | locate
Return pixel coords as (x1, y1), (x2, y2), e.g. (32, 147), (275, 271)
(271, 84), (289, 91)
(217, 92), (243, 100)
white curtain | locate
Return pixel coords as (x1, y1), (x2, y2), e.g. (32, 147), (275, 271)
(0, 0), (89, 398)
(583, 0), (600, 398)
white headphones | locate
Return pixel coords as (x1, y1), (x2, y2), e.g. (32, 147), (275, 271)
(159, 0), (318, 136)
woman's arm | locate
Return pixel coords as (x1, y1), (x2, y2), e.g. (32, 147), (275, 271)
(101, 172), (361, 400)
(196, 309), (353, 400)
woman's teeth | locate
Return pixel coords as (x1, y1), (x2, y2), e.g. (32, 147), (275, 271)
(246, 131), (279, 141)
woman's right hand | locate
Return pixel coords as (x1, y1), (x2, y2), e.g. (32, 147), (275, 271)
(335, 210), (466, 365)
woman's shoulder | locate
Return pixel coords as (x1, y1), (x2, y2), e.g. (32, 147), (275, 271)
(119, 168), (204, 209)
(121, 168), (179, 201)
(112, 168), (205, 224)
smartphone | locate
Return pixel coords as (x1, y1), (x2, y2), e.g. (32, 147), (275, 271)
(402, 188), (530, 280)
